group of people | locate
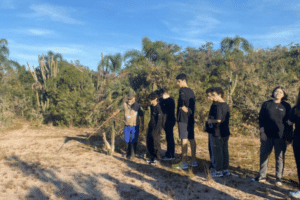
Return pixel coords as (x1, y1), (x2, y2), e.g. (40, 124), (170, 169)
(122, 73), (300, 198)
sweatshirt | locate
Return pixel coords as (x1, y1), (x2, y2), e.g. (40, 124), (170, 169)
(259, 100), (292, 139)
(148, 103), (163, 134)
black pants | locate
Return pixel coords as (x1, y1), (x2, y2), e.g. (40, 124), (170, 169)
(293, 136), (300, 188)
(147, 127), (161, 160)
(164, 120), (175, 157)
(212, 136), (229, 171)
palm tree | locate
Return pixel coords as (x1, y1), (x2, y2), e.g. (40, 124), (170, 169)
(107, 53), (122, 72)
(0, 39), (9, 65)
(123, 49), (146, 68)
(221, 36), (252, 55)
(98, 53), (122, 74)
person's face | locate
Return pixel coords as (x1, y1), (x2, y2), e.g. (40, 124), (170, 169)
(162, 92), (169, 99)
(206, 92), (214, 102)
(211, 91), (222, 102)
(176, 79), (185, 88)
(273, 88), (284, 100)
(128, 97), (135, 105)
(150, 98), (157, 106)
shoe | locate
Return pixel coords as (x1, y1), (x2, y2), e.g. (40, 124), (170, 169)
(172, 161), (188, 170)
(146, 157), (153, 163)
(187, 160), (198, 167)
(275, 179), (282, 186)
(290, 190), (300, 198)
(211, 170), (223, 178)
(149, 159), (157, 165)
(161, 155), (175, 161)
(222, 169), (231, 176)
(251, 176), (266, 183)
(147, 157), (157, 165)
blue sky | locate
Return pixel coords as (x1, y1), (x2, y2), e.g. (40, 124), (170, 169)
(1, 0), (300, 71)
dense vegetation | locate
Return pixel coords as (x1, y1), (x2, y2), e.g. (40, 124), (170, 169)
(1, 37), (300, 136)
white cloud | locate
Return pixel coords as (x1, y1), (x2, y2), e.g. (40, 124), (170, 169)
(26, 4), (83, 24)
(26, 29), (56, 36)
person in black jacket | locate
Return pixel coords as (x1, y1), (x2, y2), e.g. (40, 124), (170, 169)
(288, 88), (300, 198)
(252, 86), (292, 186)
(159, 87), (176, 160)
(146, 92), (163, 165)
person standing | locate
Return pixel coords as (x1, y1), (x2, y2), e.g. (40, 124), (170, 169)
(252, 86), (292, 186)
(206, 87), (231, 178)
(172, 73), (197, 169)
(123, 94), (144, 159)
(205, 87), (216, 171)
(288, 88), (300, 198)
(159, 87), (176, 160)
(147, 92), (163, 165)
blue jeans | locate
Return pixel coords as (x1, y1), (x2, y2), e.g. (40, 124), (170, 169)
(124, 126), (139, 143)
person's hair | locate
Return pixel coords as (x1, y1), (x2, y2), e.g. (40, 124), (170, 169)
(127, 94), (135, 100)
(161, 87), (169, 94)
(148, 92), (158, 101)
(213, 87), (224, 98)
(176, 73), (187, 82)
(295, 88), (300, 116)
(206, 87), (214, 94)
(271, 86), (288, 101)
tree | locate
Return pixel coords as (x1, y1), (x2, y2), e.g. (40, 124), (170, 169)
(98, 53), (122, 74)
(0, 39), (9, 64)
(221, 36), (253, 55)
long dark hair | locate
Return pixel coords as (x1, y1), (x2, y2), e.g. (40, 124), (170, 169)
(271, 86), (288, 101)
(295, 88), (300, 116)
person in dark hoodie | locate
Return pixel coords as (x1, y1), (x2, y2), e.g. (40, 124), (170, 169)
(123, 94), (144, 159)
(159, 87), (176, 160)
(146, 92), (163, 165)
(252, 86), (292, 187)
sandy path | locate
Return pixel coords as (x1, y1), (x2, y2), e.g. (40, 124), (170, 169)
(0, 121), (297, 200)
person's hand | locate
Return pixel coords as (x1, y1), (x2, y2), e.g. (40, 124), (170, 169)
(260, 132), (267, 142)
(181, 106), (188, 113)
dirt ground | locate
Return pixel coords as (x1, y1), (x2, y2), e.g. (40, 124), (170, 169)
(0, 119), (298, 200)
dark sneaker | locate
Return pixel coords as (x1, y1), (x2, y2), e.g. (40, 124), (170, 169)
(187, 160), (198, 167)
(211, 170), (223, 178)
(251, 176), (266, 183)
(161, 155), (175, 161)
(222, 169), (231, 176)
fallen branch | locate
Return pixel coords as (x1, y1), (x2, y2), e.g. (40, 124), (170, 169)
(86, 109), (120, 140)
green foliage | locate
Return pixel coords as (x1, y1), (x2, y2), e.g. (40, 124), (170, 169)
(45, 61), (95, 126)
(2, 37), (300, 137)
